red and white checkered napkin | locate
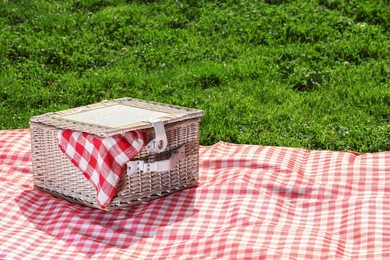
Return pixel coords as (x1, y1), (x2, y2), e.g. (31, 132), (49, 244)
(57, 129), (145, 208)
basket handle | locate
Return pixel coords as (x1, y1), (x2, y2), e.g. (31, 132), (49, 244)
(145, 120), (168, 153)
(126, 146), (185, 176)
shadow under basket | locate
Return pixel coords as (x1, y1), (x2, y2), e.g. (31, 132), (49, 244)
(29, 97), (205, 211)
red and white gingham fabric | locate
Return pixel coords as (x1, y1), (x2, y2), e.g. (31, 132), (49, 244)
(57, 129), (145, 208)
(1, 129), (390, 259)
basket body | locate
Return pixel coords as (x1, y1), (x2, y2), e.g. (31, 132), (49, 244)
(29, 98), (204, 210)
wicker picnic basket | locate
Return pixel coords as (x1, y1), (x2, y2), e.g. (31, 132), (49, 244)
(29, 97), (205, 210)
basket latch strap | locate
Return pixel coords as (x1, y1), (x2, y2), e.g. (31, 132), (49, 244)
(127, 146), (185, 176)
(146, 120), (168, 153)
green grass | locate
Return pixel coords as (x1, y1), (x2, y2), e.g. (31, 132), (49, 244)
(1, 0), (389, 152)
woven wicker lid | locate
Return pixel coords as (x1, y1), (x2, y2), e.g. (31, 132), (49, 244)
(30, 97), (205, 137)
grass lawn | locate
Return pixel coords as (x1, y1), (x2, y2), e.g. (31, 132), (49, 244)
(0, 0), (389, 152)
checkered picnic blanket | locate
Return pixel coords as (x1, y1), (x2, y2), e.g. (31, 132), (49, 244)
(1, 129), (390, 259)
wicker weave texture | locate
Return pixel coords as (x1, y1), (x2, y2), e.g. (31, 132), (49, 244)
(30, 97), (205, 137)
(30, 118), (201, 210)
